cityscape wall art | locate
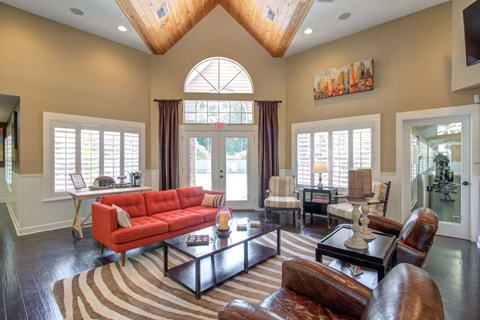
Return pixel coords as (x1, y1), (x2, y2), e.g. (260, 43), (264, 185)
(313, 58), (374, 100)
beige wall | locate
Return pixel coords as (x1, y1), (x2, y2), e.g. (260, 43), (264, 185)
(0, 4), (151, 174)
(149, 6), (286, 171)
(1, 2), (476, 176)
(285, 2), (477, 172)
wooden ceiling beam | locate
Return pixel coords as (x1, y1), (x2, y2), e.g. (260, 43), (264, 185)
(115, 0), (313, 57)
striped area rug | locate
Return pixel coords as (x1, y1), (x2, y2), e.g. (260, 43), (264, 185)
(52, 231), (322, 320)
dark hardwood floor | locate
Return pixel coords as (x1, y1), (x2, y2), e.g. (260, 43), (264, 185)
(1, 205), (479, 320)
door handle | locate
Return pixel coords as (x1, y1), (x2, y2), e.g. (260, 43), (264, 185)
(462, 181), (469, 186)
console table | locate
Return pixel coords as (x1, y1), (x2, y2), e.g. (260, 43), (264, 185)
(67, 186), (152, 238)
(302, 186), (337, 224)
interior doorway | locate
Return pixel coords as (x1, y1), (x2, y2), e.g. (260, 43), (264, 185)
(397, 105), (479, 242)
(410, 119), (468, 238)
(179, 125), (257, 210)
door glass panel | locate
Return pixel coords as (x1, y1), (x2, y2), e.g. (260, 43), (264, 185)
(412, 122), (462, 224)
(189, 137), (212, 190)
(225, 137), (247, 201)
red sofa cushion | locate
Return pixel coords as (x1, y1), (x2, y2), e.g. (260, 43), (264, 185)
(111, 216), (169, 244)
(151, 210), (204, 232)
(100, 193), (147, 218)
(144, 190), (181, 215)
(185, 206), (219, 222)
(176, 186), (205, 209)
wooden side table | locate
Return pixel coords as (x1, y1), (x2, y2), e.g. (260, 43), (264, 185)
(302, 186), (337, 224)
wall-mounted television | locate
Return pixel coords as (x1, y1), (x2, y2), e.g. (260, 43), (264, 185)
(463, 0), (480, 66)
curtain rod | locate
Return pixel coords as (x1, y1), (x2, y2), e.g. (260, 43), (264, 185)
(254, 100), (282, 103)
(153, 99), (183, 102)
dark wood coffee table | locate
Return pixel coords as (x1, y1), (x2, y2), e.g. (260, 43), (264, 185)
(163, 221), (281, 299)
(315, 225), (396, 283)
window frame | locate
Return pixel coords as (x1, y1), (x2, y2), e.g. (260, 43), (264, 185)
(43, 112), (145, 200)
(183, 100), (254, 124)
(184, 56), (254, 94)
(292, 114), (381, 193)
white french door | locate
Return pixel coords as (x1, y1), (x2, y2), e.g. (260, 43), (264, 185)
(405, 116), (471, 239)
(179, 125), (257, 209)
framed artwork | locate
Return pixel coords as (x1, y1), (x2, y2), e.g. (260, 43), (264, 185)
(314, 58), (374, 100)
(70, 174), (87, 190)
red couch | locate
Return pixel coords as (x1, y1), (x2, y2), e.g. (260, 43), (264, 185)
(92, 186), (225, 266)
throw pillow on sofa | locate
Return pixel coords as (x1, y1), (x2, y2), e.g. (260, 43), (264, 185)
(201, 194), (224, 207)
(113, 204), (132, 228)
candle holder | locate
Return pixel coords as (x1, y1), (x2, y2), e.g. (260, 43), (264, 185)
(360, 202), (376, 241)
(215, 207), (232, 237)
(344, 198), (368, 249)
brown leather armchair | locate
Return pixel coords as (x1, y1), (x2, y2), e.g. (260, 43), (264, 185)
(367, 207), (439, 267)
(218, 257), (444, 320)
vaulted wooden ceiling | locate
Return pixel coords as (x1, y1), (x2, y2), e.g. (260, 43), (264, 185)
(115, 0), (314, 57)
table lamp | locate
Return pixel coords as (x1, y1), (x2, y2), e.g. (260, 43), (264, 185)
(313, 162), (328, 188)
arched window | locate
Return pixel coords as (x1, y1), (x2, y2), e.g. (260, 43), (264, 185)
(184, 57), (253, 93)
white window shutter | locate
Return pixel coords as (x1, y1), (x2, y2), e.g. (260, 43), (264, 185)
(124, 132), (140, 176)
(81, 129), (100, 187)
(296, 133), (311, 185)
(54, 127), (76, 192)
(103, 131), (121, 179)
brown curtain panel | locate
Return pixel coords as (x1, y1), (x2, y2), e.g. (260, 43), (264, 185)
(257, 100), (280, 208)
(156, 99), (181, 190)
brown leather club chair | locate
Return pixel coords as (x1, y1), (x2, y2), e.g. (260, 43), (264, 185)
(367, 207), (439, 267)
(218, 257), (444, 320)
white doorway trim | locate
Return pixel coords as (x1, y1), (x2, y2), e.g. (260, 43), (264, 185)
(396, 104), (479, 242)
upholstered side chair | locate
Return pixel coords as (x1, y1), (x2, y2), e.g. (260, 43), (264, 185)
(368, 207), (439, 267)
(327, 181), (391, 229)
(264, 176), (302, 224)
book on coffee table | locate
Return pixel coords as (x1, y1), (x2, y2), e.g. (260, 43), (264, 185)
(186, 234), (211, 246)
(349, 264), (363, 276)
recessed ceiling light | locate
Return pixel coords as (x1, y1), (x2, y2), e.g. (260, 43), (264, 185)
(338, 12), (351, 20)
(117, 25), (128, 32)
(70, 7), (85, 16)
(304, 28), (313, 35)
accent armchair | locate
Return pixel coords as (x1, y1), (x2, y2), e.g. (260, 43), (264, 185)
(327, 181), (391, 229)
(264, 176), (302, 224)
(218, 257), (444, 320)
(368, 207), (439, 267)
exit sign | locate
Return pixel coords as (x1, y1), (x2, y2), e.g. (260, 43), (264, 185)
(214, 123), (224, 130)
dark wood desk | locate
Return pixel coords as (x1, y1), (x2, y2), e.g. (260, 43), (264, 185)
(316, 225), (396, 282)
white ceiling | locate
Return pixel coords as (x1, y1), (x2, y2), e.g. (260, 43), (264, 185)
(0, 0), (450, 57)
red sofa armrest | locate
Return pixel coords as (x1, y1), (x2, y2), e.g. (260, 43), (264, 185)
(92, 202), (118, 246)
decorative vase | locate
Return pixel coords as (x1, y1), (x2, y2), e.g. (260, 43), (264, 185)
(215, 207), (232, 237)
(360, 202), (376, 241)
(344, 200), (368, 249)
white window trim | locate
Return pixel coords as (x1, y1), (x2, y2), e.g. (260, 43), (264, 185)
(292, 114), (381, 187)
(184, 56), (254, 94)
(42, 112), (145, 201)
